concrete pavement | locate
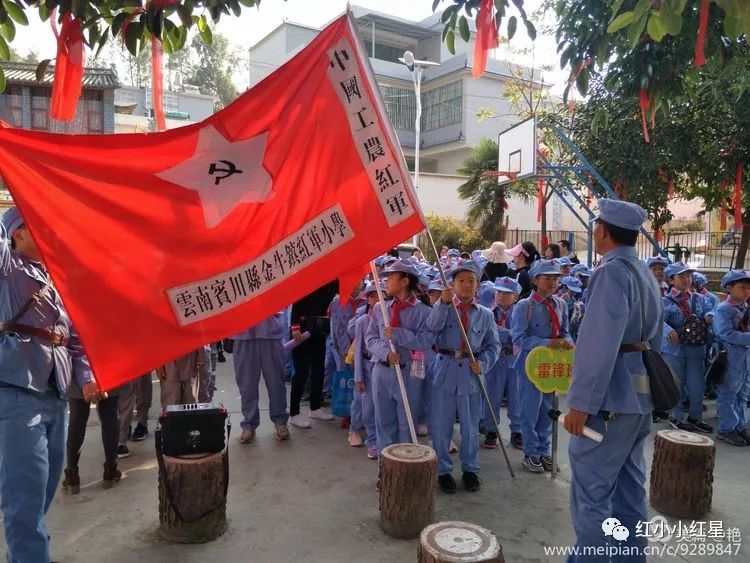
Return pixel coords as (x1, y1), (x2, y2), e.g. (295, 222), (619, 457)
(1, 358), (749, 562)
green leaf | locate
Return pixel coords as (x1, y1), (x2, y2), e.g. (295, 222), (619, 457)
(441, 5), (457, 24)
(94, 28), (108, 59)
(607, 11), (634, 33)
(111, 12), (128, 38)
(0, 34), (8, 59)
(646, 13), (666, 41)
(2, 0), (27, 25)
(575, 69), (589, 97)
(632, 0), (650, 20)
(87, 22), (99, 48)
(0, 19), (14, 42)
(35, 59), (51, 81)
(197, 13), (207, 32)
(524, 19), (536, 40)
(125, 19), (141, 56)
(609, 0), (625, 22)
(38, 3), (50, 22)
(458, 15), (470, 42)
(175, 25), (187, 49)
(199, 22), (212, 45)
(432, 0), (441, 12)
(0, 66), (5, 94)
(230, 0), (241, 18)
(176, 3), (191, 28)
(627, 12), (648, 49)
(507, 15), (517, 40)
(446, 28), (455, 55)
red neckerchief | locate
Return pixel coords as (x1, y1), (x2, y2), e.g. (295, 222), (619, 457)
(389, 294), (416, 328)
(531, 292), (560, 338)
(453, 296), (477, 351)
(494, 304), (514, 328)
(725, 296), (749, 331)
(669, 288), (692, 317)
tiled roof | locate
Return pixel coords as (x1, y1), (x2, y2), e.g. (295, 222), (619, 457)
(0, 61), (119, 89)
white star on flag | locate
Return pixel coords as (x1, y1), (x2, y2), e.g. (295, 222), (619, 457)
(156, 125), (273, 228)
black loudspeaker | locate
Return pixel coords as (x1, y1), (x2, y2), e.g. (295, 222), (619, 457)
(158, 403), (228, 456)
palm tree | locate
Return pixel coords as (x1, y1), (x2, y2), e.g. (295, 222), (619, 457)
(457, 138), (536, 242)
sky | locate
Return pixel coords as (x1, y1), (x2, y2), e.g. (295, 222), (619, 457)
(11, 0), (570, 94)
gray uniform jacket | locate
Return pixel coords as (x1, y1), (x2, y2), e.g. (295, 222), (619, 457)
(0, 223), (93, 397)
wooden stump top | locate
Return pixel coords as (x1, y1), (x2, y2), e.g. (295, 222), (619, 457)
(382, 443), (436, 464)
(656, 429), (714, 447)
(420, 521), (501, 562)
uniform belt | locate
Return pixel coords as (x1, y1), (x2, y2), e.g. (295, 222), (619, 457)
(437, 348), (475, 359)
(379, 361), (405, 368)
(0, 322), (69, 347)
(619, 342), (650, 353)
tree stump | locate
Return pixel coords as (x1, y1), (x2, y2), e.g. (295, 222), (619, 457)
(379, 443), (437, 539)
(650, 429), (715, 519)
(158, 451), (228, 543)
(418, 521), (504, 563)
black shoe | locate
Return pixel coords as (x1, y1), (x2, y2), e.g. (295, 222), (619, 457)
(217, 351), (226, 363)
(131, 423), (148, 441)
(737, 428), (750, 443)
(116, 444), (131, 459)
(540, 455), (553, 472)
(483, 432), (498, 449)
(462, 472), (481, 492)
(717, 430), (747, 447)
(687, 417), (713, 433)
(669, 419), (696, 432)
(510, 432), (523, 450)
(438, 473), (457, 494)
(653, 411), (669, 422)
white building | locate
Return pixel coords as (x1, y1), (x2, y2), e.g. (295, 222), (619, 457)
(247, 6), (544, 228)
(114, 85), (216, 133)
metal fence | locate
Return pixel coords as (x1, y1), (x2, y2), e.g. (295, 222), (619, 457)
(505, 229), (747, 270)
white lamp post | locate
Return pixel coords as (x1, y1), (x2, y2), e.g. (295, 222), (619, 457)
(399, 51), (440, 247)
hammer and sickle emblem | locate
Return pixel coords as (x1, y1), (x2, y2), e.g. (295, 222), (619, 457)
(208, 160), (244, 186)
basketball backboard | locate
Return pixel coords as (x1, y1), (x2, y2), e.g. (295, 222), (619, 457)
(497, 117), (537, 185)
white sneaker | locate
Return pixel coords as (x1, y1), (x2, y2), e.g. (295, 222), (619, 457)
(290, 414), (312, 429)
(416, 423), (429, 437)
(348, 432), (364, 447)
(309, 408), (334, 421)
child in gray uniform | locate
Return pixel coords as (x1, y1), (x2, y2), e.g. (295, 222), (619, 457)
(157, 345), (211, 409)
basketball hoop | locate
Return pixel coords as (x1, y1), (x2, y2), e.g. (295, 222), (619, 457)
(482, 170), (519, 182)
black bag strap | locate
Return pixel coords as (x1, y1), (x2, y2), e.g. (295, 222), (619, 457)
(154, 419), (231, 523)
(2, 275), (52, 328)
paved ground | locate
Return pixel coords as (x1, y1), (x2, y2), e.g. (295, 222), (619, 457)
(2, 358), (749, 562)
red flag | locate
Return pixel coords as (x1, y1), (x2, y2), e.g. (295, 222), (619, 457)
(0, 14), (424, 391)
(339, 262), (370, 307)
(472, 0), (499, 79)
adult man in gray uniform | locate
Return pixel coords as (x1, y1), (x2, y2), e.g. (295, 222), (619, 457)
(0, 206), (99, 562)
(563, 200), (663, 562)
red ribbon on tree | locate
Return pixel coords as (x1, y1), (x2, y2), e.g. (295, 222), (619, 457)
(694, 0), (709, 68)
(50, 11), (85, 122)
(472, 0), (498, 79)
(720, 206), (728, 230)
(655, 228), (663, 243)
(735, 162), (744, 229)
(537, 177), (544, 222)
(639, 88), (651, 144)
(151, 39), (167, 131)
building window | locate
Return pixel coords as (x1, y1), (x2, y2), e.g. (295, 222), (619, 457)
(164, 91), (179, 113)
(31, 87), (51, 130)
(3, 86), (23, 127)
(422, 80), (462, 131)
(379, 84), (416, 132)
(85, 90), (103, 133)
(364, 41), (414, 64)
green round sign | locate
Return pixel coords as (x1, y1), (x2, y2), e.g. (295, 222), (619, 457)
(525, 345), (575, 394)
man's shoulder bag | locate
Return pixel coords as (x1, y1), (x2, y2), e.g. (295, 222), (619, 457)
(618, 259), (681, 412)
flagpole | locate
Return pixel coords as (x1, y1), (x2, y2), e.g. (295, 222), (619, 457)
(370, 261), (419, 445)
(423, 228), (516, 478)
